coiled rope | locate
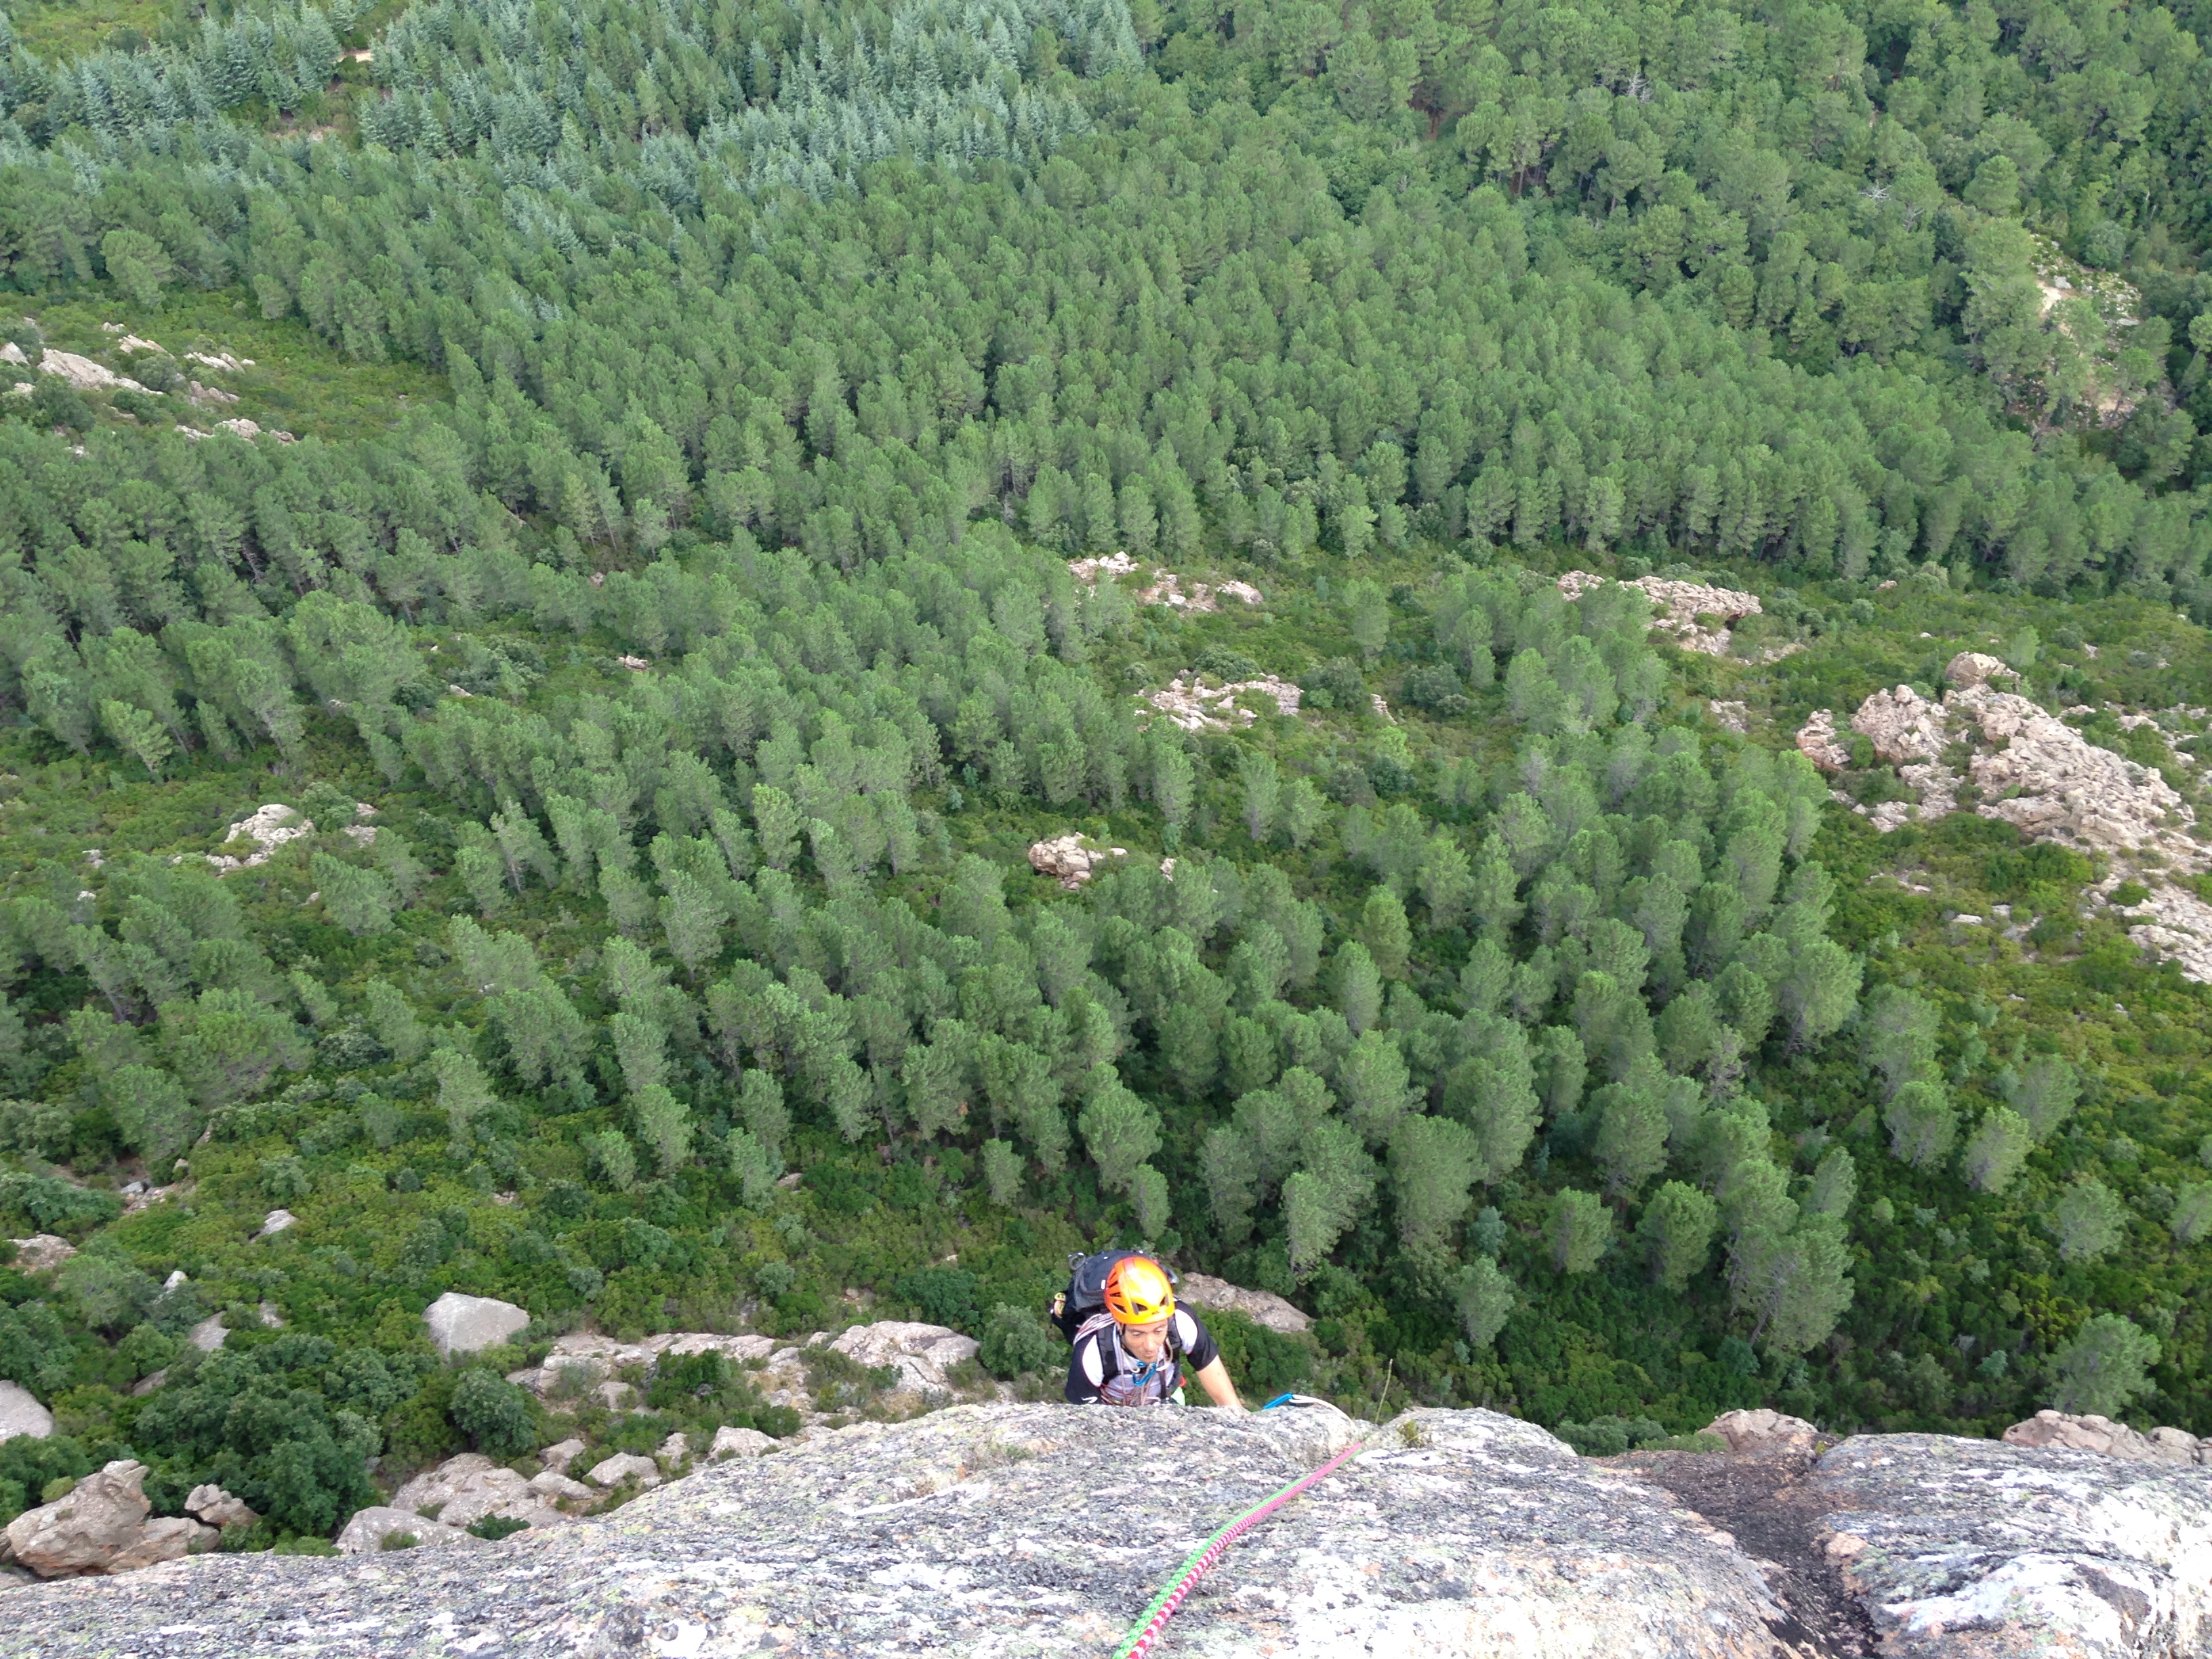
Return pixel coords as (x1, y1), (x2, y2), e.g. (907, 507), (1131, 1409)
(1108, 1397), (1364, 1659)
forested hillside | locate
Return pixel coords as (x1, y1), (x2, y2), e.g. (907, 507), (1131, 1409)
(0, 0), (2209, 1545)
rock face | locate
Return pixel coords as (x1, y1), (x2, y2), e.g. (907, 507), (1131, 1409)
(421, 1291), (529, 1359)
(1814, 1431), (2212, 1659)
(0, 1381), (53, 1442)
(3, 1460), (153, 1577)
(182, 1486), (258, 1531)
(1796, 708), (1851, 773)
(2, 1405), (1799, 1656)
(825, 1320), (979, 1400)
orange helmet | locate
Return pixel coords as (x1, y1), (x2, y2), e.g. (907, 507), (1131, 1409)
(1103, 1256), (1176, 1326)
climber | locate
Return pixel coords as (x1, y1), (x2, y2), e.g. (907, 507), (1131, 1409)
(1065, 1254), (1244, 1411)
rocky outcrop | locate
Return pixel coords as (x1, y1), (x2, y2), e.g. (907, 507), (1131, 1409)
(582, 1452), (658, 1490)
(387, 1454), (566, 1531)
(20, 1406), (2212, 1658)
(1559, 571), (1767, 655)
(1703, 1408), (1817, 1451)
(421, 1291), (529, 1359)
(2003, 1409), (2209, 1464)
(1814, 1431), (2212, 1659)
(1025, 832), (1130, 890)
(1138, 672), (1303, 732)
(7, 1234), (75, 1273)
(1796, 709), (1851, 773)
(825, 1320), (979, 1401)
(0, 1382), (52, 1442)
(1176, 1272), (1313, 1334)
(1067, 553), (1263, 612)
(203, 804), (312, 876)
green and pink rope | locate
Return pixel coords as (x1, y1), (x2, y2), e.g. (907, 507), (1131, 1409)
(1107, 1399), (1365, 1659)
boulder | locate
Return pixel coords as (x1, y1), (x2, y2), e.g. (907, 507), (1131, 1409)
(1025, 834), (1128, 890)
(5, 1460), (152, 1577)
(1814, 1431), (2212, 1659)
(422, 1292), (529, 1359)
(1702, 1409), (1818, 1452)
(333, 1507), (476, 1555)
(584, 1454), (660, 1490)
(657, 1432), (690, 1471)
(182, 1486), (258, 1530)
(0, 1381), (53, 1442)
(254, 1210), (296, 1239)
(186, 1316), (227, 1353)
(526, 1471), (594, 1504)
(708, 1425), (775, 1461)
(1175, 1273), (1313, 1335)
(827, 1321), (980, 1397)
(1946, 650), (2013, 689)
(7, 1234), (75, 1273)
(2001, 1408), (2200, 1462)
(1850, 684), (1952, 764)
(108, 1517), (218, 1572)
(388, 1453), (562, 1531)
(538, 1437), (586, 1475)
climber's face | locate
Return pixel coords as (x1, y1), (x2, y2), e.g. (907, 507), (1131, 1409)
(1120, 1317), (1170, 1361)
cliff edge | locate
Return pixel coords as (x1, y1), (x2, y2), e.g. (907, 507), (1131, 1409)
(7, 1402), (2208, 1658)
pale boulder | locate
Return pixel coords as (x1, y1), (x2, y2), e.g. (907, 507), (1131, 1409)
(539, 1437), (587, 1475)
(708, 1425), (776, 1461)
(828, 1321), (980, 1397)
(1946, 650), (2013, 689)
(423, 1292), (529, 1359)
(1176, 1273), (1312, 1335)
(1702, 1409), (1818, 1451)
(107, 1517), (217, 1571)
(4, 1460), (152, 1577)
(656, 1432), (690, 1471)
(8, 1234), (75, 1273)
(585, 1454), (660, 1490)
(527, 1470), (594, 1504)
(1794, 708), (1850, 773)
(0, 1381), (54, 1442)
(182, 1485), (258, 1530)
(389, 1453), (562, 1531)
(333, 1506), (476, 1555)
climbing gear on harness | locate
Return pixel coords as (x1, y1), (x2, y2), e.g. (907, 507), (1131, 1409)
(1051, 1249), (1178, 1341)
(1073, 1310), (1185, 1406)
(1103, 1256), (1176, 1325)
(1109, 1397), (1365, 1659)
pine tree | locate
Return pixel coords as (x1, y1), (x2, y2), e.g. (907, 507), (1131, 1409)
(634, 1084), (693, 1175)
(1389, 1113), (1481, 1249)
(1961, 1107), (2034, 1193)
(1547, 1188), (1611, 1274)
(1454, 1255), (1515, 1349)
(1637, 1181), (1718, 1290)
(310, 852), (397, 937)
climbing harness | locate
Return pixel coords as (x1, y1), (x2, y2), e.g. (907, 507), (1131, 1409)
(1108, 1396), (1365, 1659)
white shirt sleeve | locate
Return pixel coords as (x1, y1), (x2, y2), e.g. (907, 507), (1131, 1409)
(1080, 1334), (1107, 1387)
(1173, 1310), (1200, 1351)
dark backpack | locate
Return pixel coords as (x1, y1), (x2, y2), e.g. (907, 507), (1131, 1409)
(1049, 1249), (1179, 1342)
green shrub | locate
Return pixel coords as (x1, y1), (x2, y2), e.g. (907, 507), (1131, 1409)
(894, 1266), (981, 1332)
(449, 1368), (536, 1458)
(977, 1305), (1060, 1380)
(1554, 1416), (1668, 1456)
(468, 1514), (533, 1540)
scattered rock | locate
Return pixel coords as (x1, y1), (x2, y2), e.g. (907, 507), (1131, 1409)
(1708, 698), (1750, 734)
(1025, 833), (1128, 890)
(204, 804), (311, 876)
(1702, 1409), (1818, 1452)
(1850, 684), (1952, 766)
(186, 1316), (226, 1353)
(389, 1454), (565, 1531)
(422, 1292), (529, 1360)
(1813, 1430), (2212, 1659)
(184, 379), (239, 407)
(1138, 672), (1303, 732)
(182, 1486), (258, 1530)
(254, 1210), (295, 1240)
(583, 1453), (659, 1490)
(4, 1460), (152, 1577)
(1795, 709), (1850, 773)
(0, 1382), (53, 1443)
(2001, 1409), (2203, 1463)
(615, 654), (651, 670)
(1174, 1273), (1312, 1335)
(656, 1433), (690, 1471)
(216, 417), (296, 443)
(708, 1425), (775, 1462)
(1067, 553), (1262, 611)
(184, 350), (253, 373)
(332, 1506), (476, 1555)
(7, 1235), (75, 1273)
(537, 1438), (586, 1475)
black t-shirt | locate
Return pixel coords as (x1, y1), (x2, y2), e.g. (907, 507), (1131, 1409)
(1064, 1309), (1221, 1404)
